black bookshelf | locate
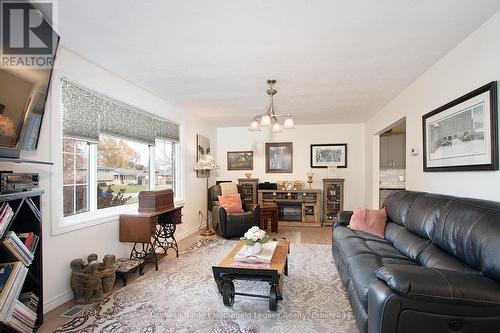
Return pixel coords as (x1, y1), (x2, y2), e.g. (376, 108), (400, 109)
(0, 190), (44, 332)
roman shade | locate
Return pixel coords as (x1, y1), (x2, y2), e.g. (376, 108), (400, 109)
(61, 79), (180, 144)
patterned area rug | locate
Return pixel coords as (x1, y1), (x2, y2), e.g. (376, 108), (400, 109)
(55, 239), (358, 333)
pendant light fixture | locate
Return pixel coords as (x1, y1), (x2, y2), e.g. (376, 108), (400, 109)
(249, 79), (295, 131)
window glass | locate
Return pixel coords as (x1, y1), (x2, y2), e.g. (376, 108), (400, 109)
(97, 135), (150, 208)
(62, 138), (89, 217)
(155, 139), (175, 190)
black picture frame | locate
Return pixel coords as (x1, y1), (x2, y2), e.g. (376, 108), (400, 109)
(265, 142), (293, 173)
(422, 81), (498, 172)
(310, 143), (348, 168)
(227, 151), (253, 170)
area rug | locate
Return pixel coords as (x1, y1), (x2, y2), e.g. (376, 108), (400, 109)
(55, 239), (358, 333)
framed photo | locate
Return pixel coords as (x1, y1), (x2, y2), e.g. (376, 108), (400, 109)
(265, 142), (293, 173)
(423, 81), (498, 172)
(310, 144), (348, 168)
(196, 134), (210, 178)
(227, 151), (253, 170)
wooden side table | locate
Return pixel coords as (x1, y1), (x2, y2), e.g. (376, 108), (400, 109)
(260, 204), (279, 233)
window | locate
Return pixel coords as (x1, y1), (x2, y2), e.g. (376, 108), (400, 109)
(155, 139), (175, 190)
(63, 138), (90, 217)
(62, 135), (181, 222)
(97, 135), (150, 208)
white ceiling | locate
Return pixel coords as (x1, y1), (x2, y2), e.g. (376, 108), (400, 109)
(53, 0), (500, 126)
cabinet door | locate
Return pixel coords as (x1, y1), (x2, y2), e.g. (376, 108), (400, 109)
(379, 135), (391, 168)
(390, 134), (406, 168)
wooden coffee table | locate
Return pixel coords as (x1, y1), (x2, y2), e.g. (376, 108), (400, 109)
(212, 239), (290, 311)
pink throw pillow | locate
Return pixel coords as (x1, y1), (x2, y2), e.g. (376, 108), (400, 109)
(218, 194), (244, 213)
(348, 207), (387, 238)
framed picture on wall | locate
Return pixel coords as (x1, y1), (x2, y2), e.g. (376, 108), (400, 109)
(196, 134), (210, 178)
(423, 81), (498, 172)
(227, 151), (253, 170)
(265, 142), (293, 173)
(310, 143), (348, 168)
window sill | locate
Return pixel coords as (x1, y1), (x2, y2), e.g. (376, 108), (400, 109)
(52, 204), (139, 236)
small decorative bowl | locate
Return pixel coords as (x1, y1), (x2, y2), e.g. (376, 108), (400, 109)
(245, 172), (252, 178)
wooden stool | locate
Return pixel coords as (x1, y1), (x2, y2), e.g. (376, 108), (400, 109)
(260, 204), (279, 233)
(114, 258), (145, 286)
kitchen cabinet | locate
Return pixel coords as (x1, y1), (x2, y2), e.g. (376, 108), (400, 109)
(380, 133), (406, 168)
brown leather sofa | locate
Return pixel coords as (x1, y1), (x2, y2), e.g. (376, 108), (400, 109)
(333, 190), (500, 333)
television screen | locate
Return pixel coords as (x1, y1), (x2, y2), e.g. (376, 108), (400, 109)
(0, 0), (59, 156)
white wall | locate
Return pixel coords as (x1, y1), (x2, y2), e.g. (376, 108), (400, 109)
(0, 47), (217, 312)
(365, 11), (500, 208)
(216, 124), (366, 211)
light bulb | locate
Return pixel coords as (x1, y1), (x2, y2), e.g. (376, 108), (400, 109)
(249, 120), (260, 131)
(283, 117), (295, 129)
(272, 122), (282, 133)
(260, 115), (271, 127)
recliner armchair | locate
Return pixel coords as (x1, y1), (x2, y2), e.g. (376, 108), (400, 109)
(209, 184), (260, 238)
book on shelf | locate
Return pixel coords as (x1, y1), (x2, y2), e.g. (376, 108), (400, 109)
(2, 232), (34, 266)
(19, 292), (39, 313)
(0, 203), (14, 239)
(17, 233), (39, 255)
(0, 262), (29, 323)
(4, 300), (37, 333)
(25, 199), (41, 221)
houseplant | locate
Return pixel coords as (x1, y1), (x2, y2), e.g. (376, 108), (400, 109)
(241, 226), (269, 255)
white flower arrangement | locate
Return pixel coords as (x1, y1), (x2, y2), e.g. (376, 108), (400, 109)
(241, 226), (269, 246)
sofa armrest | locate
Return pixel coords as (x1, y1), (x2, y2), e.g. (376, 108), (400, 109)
(243, 202), (259, 213)
(211, 205), (227, 231)
(375, 264), (500, 306)
(336, 211), (353, 227)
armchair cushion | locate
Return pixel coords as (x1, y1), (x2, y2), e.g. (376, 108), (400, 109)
(375, 264), (500, 306)
(218, 194), (244, 213)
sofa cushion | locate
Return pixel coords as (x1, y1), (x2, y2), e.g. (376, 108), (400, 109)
(405, 193), (455, 239)
(334, 226), (409, 261)
(349, 207), (387, 238)
(383, 191), (425, 226)
(432, 198), (500, 282)
(418, 243), (478, 273)
(384, 222), (431, 261)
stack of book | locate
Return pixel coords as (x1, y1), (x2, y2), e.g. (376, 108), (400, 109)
(2, 232), (34, 266)
(19, 292), (39, 312)
(17, 233), (39, 255)
(5, 300), (37, 333)
(0, 203), (14, 238)
(0, 262), (29, 323)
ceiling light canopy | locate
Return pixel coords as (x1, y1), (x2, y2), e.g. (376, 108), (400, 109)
(249, 79), (294, 132)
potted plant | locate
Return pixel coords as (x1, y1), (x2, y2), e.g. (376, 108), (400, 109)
(241, 226), (269, 255)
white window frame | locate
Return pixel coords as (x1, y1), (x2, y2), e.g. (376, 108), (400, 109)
(51, 73), (183, 236)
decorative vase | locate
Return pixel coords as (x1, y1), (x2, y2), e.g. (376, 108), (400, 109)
(247, 242), (263, 255)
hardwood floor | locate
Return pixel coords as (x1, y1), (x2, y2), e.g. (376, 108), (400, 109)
(38, 225), (332, 332)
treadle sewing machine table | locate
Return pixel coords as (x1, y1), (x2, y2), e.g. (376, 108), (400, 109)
(212, 239), (290, 311)
(119, 205), (183, 270)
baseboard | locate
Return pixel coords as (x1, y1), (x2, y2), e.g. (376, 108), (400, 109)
(43, 224), (201, 313)
(176, 224), (202, 240)
(44, 289), (73, 313)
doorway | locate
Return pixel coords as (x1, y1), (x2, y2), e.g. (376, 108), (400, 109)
(379, 119), (406, 208)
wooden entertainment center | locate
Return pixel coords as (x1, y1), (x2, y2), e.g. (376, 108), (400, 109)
(258, 189), (321, 226)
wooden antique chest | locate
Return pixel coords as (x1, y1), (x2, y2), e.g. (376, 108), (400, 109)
(138, 189), (174, 212)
